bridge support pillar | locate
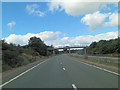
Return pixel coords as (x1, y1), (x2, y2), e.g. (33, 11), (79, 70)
(68, 48), (71, 55)
(84, 47), (88, 59)
(53, 49), (55, 55)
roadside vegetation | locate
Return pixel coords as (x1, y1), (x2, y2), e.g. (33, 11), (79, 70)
(86, 38), (120, 57)
(71, 38), (120, 57)
(2, 36), (53, 72)
(70, 38), (119, 72)
(70, 56), (119, 73)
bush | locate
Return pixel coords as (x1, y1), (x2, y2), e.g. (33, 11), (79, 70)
(3, 50), (19, 67)
(87, 38), (119, 55)
(1, 37), (52, 72)
(15, 56), (24, 67)
(2, 62), (12, 72)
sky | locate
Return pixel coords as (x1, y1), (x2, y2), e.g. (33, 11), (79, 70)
(2, 1), (119, 47)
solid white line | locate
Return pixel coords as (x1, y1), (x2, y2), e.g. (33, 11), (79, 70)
(72, 84), (77, 90)
(63, 68), (65, 70)
(74, 59), (120, 76)
(0, 60), (47, 88)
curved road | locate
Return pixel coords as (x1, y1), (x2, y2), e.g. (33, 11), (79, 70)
(2, 54), (118, 88)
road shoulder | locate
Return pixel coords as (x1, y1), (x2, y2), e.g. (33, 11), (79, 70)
(69, 55), (119, 73)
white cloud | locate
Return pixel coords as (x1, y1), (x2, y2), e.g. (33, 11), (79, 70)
(48, 0), (116, 16)
(4, 31), (61, 45)
(104, 13), (118, 26)
(4, 31), (118, 47)
(81, 12), (118, 30)
(81, 11), (108, 30)
(48, 1), (118, 30)
(26, 4), (45, 17)
(52, 31), (118, 47)
(7, 21), (16, 30)
(48, 1), (101, 16)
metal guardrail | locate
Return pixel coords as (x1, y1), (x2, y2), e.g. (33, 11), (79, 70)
(71, 53), (119, 64)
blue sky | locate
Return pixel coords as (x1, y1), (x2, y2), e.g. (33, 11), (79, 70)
(2, 1), (119, 46)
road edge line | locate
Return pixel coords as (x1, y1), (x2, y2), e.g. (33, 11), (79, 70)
(0, 60), (47, 88)
(73, 58), (120, 76)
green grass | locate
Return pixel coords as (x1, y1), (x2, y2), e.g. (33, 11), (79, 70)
(88, 54), (120, 58)
(2, 63), (12, 72)
(87, 59), (118, 67)
(2, 55), (48, 72)
(70, 55), (119, 72)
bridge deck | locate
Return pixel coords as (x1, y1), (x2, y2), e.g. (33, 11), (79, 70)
(47, 46), (88, 50)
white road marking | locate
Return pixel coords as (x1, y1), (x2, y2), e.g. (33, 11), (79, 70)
(0, 60), (47, 88)
(63, 68), (66, 70)
(72, 84), (77, 90)
(75, 59), (120, 76)
(60, 62), (62, 64)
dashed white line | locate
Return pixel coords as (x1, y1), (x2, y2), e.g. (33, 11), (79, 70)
(75, 59), (120, 76)
(0, 60), (47, 88)
(72, 84), (77, 90)
(63, 68), (66, 70)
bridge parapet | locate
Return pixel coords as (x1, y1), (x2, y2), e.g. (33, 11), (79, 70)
(52, 45), (88, 50)
(47, 45), (88, 59)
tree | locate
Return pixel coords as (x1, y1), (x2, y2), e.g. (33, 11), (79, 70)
(2, 40), (10, 50)
(87, 38), (119, 55)
(28, 36), (47, 56)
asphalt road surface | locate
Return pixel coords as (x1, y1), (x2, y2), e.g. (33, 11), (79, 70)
(2, 54), (119, 88)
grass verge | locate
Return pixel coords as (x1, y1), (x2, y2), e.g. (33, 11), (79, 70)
(69, 55), (119, 73)
(88, 54), (120, 58)
(2, 56), (50, 80)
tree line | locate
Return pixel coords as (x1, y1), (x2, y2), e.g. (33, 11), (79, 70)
(2, 36), (119, 71)
(2, 36), (53, 72)
(86, 38), (120, 55)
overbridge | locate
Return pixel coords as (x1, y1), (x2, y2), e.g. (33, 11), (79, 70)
(47, 46), (88, 58)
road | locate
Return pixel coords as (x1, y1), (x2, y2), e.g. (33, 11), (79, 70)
(2, 54), (118, 88)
